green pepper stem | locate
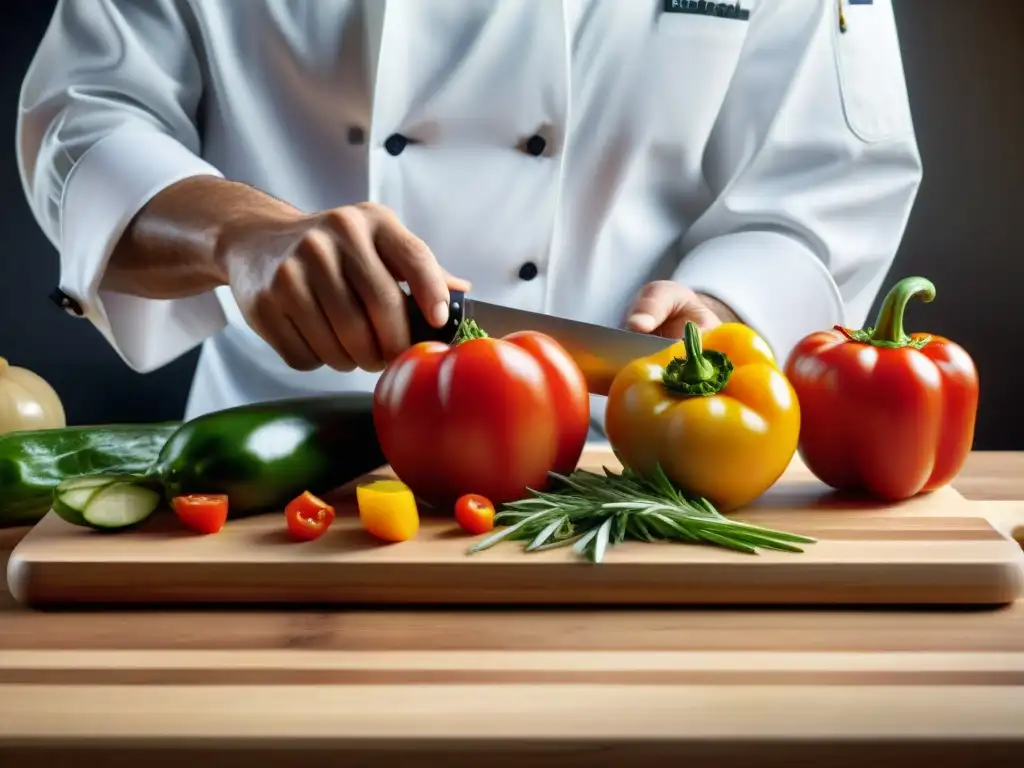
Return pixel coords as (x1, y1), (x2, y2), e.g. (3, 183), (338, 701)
(871, 276), (935, 344)
(661, 321), (733, 397)
(453, 318), (489, 344)
(840, 276), (935, 350)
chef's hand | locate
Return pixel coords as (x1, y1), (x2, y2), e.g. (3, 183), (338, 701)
(624, 281), (738, 338)
(220, 202), (471, 373)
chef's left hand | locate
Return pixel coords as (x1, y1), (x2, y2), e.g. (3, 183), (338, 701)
(624, 280), (738, 338)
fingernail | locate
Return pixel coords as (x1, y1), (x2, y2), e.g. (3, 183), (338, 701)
(431, 301), (449, 327)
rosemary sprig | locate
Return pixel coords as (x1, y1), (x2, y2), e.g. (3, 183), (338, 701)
(467, 462), (815, 564)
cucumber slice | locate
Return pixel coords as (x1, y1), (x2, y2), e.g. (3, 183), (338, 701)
(52, 477), (119, 527)
(52, 495), (89, 527)
(58, 476), (121, 492)
(80, 482), (161, 530)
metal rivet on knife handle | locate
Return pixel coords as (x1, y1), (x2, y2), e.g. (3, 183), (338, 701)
(405, 289), (465, 345)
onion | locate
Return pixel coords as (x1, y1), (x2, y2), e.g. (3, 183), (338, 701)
(0, 357), (66, 434)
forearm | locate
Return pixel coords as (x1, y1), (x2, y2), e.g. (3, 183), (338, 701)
(103, 175), (299, 300)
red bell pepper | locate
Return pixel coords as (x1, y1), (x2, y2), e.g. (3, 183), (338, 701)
(784, 276), (979, 501)
(372, 320), (590, 507)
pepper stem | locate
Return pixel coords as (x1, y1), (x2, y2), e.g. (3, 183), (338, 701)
(453, 318), (489, 344)
(838, 276), (935, 350)
(661, 321), (734, 397)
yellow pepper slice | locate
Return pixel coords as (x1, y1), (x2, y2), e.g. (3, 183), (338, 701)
(605, 321), (800, 512)
(356, 479), (420, 542)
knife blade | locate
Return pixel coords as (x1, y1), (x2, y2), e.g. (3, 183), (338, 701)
(405, 290), (676, 396)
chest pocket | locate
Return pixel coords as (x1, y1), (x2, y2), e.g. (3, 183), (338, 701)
(834, 0), (915, 142)
(648, 10), (749, 151)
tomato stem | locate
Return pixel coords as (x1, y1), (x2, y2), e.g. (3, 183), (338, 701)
(840, 276), (934, 350)
(453, 318), (489, 344)
(661, 321), (733, 397)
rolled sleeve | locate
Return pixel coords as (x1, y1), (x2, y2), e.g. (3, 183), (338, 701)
(59, 130), (227, 373)
(18, 0), (230, 373)
(674, 231), (844, 364)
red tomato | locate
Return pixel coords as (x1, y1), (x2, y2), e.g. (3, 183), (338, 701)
(373, 330), (590, 506)
(285, 491), (336, 541)
(172, 494), (229, 535)
(454, 494), (495, 535)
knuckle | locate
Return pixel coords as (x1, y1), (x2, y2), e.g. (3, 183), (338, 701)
(325, 206), (363, 236)
(270, 258), (303, 294)
(644, 280), (674, 296)
(401, 236), (434, 268)
(296, 229), (334, 260)
(373, 284), (406, 314)
(354, 200), (389, 219)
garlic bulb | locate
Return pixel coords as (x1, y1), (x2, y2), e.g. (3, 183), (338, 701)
(0, 357), (66, 434)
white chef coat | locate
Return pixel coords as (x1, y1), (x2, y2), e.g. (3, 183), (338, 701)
(17, 0), (922, 426)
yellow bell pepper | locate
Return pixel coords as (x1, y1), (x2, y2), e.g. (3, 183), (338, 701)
(605, 321), (800, 512)
(356, 479), (420, 542)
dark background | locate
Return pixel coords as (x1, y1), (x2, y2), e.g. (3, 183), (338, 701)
(1, 2), (1022, 448)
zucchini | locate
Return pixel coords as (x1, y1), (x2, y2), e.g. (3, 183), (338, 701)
(0, 422), (179, 527)
(153, 393), (385, 516)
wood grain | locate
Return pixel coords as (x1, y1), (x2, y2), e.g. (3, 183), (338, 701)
(1, 452), (1023, 765)
(8, 447), (1023, 608)
(1, 682), (1022, 767)
(3, 648), (1024, 685)
(3, 681), (1023, 738)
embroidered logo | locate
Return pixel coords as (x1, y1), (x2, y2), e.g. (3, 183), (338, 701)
(663, 0), (750, 21)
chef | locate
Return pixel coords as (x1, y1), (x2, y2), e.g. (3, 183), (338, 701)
(16, 0), (921, 432)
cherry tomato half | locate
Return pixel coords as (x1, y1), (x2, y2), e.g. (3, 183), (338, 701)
(172, 494), (230, 535)
(454, 494), (495, 535)
(285, 491), (336, 542)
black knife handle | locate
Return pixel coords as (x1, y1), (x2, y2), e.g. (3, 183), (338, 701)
(405, 289), (466, 345)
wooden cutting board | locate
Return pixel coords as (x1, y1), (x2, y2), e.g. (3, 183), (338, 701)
(7, 445), (1023, 608)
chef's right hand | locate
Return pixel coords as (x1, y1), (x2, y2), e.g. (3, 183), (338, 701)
(218, 202), (471, 373)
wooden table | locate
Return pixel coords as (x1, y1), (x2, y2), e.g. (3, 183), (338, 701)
(2, 452), (1023, 767)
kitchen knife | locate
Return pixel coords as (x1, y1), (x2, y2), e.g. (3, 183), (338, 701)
(405, 290), (676, 396)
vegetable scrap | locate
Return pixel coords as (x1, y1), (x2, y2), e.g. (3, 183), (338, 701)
(357, 479), (420, 543)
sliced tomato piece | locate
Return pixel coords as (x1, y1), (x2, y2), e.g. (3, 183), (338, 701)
(172, 494), (230, 535)
(454, 493), (495, 535)
(285, 491), (336, 541)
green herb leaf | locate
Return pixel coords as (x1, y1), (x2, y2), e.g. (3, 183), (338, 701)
(466, 462), (816, 563)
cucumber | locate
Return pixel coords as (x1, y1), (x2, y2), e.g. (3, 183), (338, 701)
(53, 475), (160, 530)
(0, 422), (179, 528)
(46, 394), (385, 532)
